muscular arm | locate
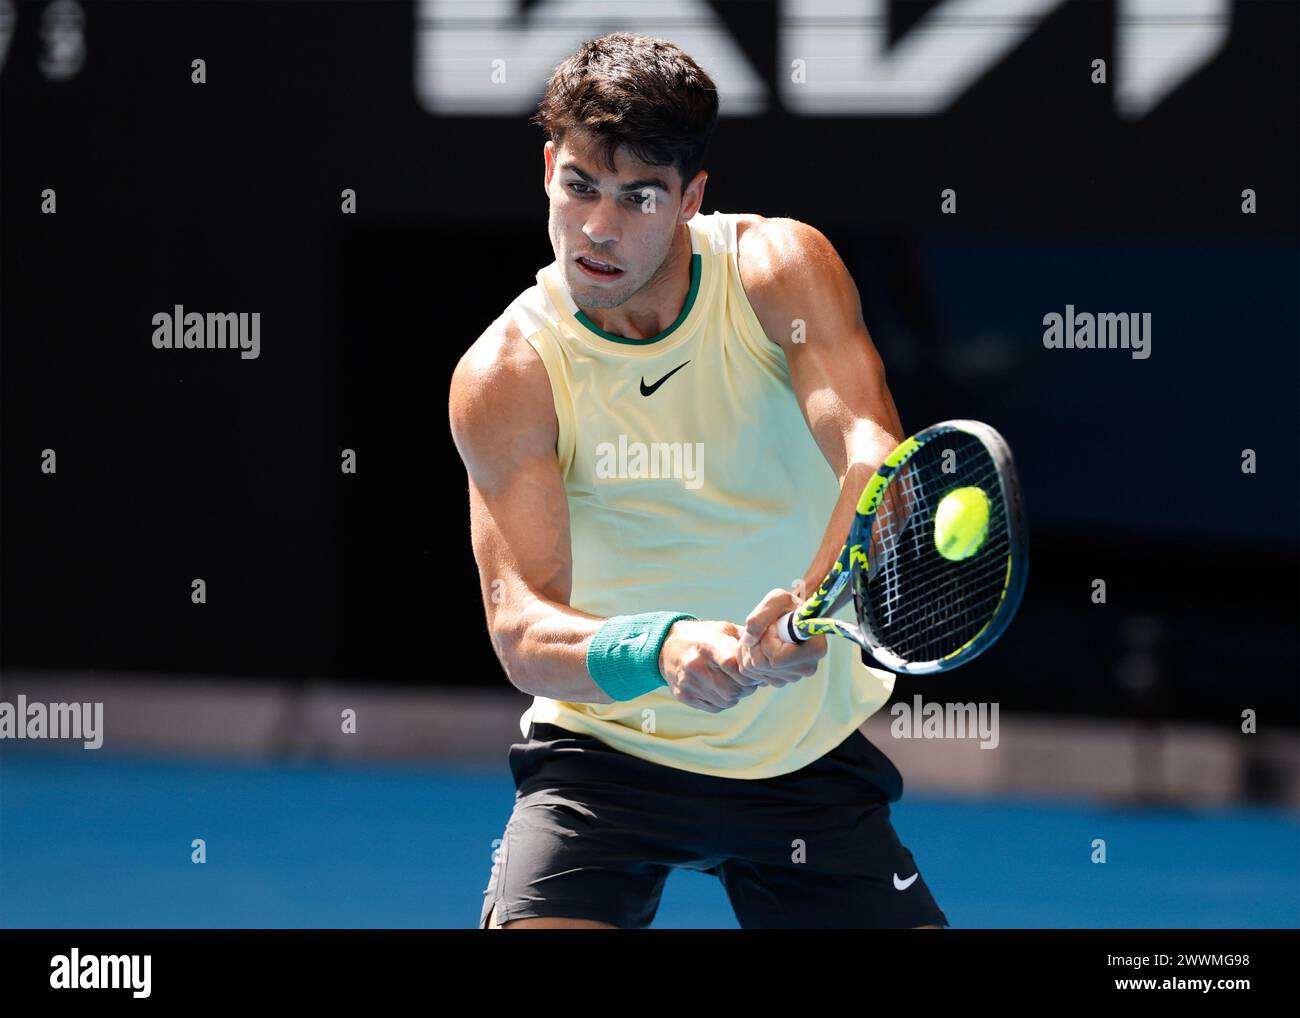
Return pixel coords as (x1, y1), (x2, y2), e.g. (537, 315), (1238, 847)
(737, 215), (905, 600)
(451, 317), (760, 713)
(448, 317), (615, 703)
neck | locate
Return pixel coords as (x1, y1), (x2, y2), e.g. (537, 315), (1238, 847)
(577, 222), (693, 341)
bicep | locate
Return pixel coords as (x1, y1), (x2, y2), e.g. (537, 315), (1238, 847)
(789, 320), (903, 480)
(746, 219), (903, 478)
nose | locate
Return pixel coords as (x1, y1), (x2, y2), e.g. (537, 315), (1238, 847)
(581, 198), (620, 247)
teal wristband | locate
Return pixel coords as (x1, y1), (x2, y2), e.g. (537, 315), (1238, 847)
(586, 611), (697, 701)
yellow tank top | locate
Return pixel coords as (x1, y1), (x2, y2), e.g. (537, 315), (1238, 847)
(508, 210), (895, 779)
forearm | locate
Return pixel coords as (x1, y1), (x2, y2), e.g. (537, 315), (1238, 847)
(492, 595), (617, 703)
(798, 445), (894, 600)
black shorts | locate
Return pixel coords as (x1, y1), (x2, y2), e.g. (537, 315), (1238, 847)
(480, 721), (949, 929)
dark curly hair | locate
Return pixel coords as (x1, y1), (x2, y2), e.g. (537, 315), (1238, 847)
(531, 32), (720, 191)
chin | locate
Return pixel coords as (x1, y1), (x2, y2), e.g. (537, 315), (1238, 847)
(570, 275), (629, 309)
(576, 290), (626, 309)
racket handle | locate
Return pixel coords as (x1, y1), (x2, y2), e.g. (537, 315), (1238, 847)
(776, 611), (807, 644)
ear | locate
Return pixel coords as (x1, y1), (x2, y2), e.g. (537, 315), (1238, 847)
(679, 169), (708, 221)
(543, 140), (556, 196)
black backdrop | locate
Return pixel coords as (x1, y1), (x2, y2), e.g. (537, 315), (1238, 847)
(2, 1), (1296, 726)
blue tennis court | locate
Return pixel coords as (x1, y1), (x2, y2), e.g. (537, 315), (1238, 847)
(2, 748), (1296, 928)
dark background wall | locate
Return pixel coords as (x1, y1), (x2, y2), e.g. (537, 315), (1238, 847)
(2, 0), (1296, 725)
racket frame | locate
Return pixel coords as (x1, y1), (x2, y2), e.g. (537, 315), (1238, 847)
(779, 419), (1028, 674)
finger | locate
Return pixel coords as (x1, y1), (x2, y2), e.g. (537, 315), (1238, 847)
(763, 628), (826, 662)
(702, 640), (746, 681)
(673, 684), (721, 713)
(742, 588), (798, 647)
(757, 633), (827, 682)
(699, 655), (760, 707)
(744, 587), (795, 639)
(709, 664), (758, 704)
(716, 645), (764, 687)
(735, 641), (779, 686)
(682, 671), (733, 710)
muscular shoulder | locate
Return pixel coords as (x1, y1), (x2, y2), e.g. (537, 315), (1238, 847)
(735, 215), (857, 348)
(452, 312), (544, 397)
(449, 312), (558, 485)
(736, 215), (842, 292)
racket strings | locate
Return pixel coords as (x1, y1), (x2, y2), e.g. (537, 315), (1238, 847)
(859, 434), (1012, 662)
(873, 526), (1010, 653)
(883, 465), (1008, 592)
(871, 559), (1010, 653)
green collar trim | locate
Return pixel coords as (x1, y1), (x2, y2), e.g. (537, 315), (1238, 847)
(574, 253), (702, 346)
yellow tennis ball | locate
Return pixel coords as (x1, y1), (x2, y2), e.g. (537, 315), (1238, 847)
(934, 486), (990, 561)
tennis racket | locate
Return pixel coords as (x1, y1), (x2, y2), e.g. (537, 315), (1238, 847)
(776, 419), (1027, 674)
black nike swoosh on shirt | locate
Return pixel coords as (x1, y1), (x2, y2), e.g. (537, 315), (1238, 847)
(640, 360), (691, 396)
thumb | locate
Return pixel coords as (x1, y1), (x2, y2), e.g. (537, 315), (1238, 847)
(742, 588), (798, 647)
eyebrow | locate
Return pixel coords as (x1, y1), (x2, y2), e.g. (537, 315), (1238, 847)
(561, 162), (672, 194)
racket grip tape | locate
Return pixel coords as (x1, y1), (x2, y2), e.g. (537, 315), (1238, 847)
(776, 611), (807, 644)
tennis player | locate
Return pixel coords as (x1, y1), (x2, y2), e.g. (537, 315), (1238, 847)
(449, 31), (948, 929)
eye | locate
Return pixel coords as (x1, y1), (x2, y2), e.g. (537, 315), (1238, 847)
(567, 182), (593, 195)
(628, 192), (652, 206)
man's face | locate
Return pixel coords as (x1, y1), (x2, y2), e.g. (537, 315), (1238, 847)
(544, 131), (694, 309)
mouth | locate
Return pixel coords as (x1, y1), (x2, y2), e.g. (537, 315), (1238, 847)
(575, 255), (625, 280)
